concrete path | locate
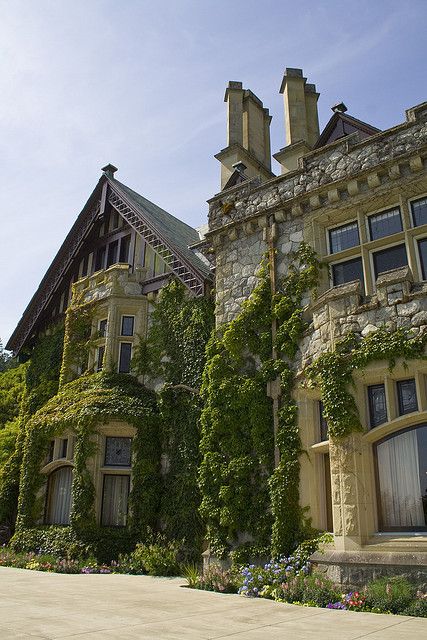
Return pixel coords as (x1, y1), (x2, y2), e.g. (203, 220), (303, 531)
(0, 567), (426, 639)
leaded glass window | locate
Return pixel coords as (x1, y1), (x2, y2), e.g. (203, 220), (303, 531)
(397, 379), (418, 416)
(411, 197), (427, 227)
(372, 244), (407, 279)
(121, 316), (134, 336)
(118, 342), (132, 373)
(332, 257), (364, 289)
(368, 384), (388, 428)
(104, 437), (132, 467)
(368, 208), (402, 240)
(329, 221), (360, 254)
(99, 319), (107, 337)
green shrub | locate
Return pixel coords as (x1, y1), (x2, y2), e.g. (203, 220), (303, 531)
(182, 562), (202, 588)
(364, 577), (417, 614)
(131, 533), (181, 576)
(402, 597), (427, 618)
(278, 573), (341, 607)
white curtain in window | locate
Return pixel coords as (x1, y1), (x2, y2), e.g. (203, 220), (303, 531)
(377, 429), (424, 527)
(101, 475), (129, 526)
(46, 466), (73, 525)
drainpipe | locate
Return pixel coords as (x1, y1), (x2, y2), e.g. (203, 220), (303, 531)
(267, 215), (281, 468)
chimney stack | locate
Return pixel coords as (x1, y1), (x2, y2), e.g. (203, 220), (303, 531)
(274, 68), (320, 174)
(215, 82), (274, 189)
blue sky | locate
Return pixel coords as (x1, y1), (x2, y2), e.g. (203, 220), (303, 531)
(1, 0), (426, 346)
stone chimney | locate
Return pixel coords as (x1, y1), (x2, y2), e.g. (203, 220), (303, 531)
(215, 82), (274, 189)
(273, 68), (320, 174)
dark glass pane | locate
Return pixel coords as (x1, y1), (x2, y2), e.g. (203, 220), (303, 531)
(324, 454), (333, 532)
(99, 319), (107, 337)
(118, 343), (132, 373)
(318, 401), (328, 441)
(121, 316), (134, 337)
(60, 439), (68, 459)
(376, 425), (427, 530)
(329, 222), (360, 254)
(95, 246), (106, 271)
(104, 437), (132, 467)
(418, 238), (427, 280)
(106, 240), (119, 268)
(397, 379), (418, 416)
(112, 211), (120, 230)
(369, 208), (402, 240)
(81, 255), (88, 277)
(368, 384), (387, 428)
(119, 235), (131, 263)
(101, 475), (129, 526)
(373, 244), (407, 279)
(332, 257), (364, 288)
(97, 345), (105, 372)
(411, 197), (427, 227)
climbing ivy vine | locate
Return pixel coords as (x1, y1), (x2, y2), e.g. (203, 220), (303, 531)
(307, 326), (427, 439)
(199, 244), (322, 558)
(133, 279), (214, 557)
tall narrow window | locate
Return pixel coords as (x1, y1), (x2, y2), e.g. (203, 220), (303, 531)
(97, 345), (105, 372)
(332, 257), (364, 288)
(417, 238), (427, 280)
(101, 475), (130, 526)
(121, 316), (134, 337)
(47, 440), (55, 463)
(118, 343), (132, 374)
(60, 439), (68, 459)
(368, 384), (388, 428)
(368, 208), (402, 240)
(99, 319), (107, 338)
(411, 197), (427, 227)
(119, 235), (131, 264)
(45, 467), (73, 525)
(106, 240), (119, 268)
(397, 379), (418, 416)
(329, 221), (360, 254)
(372, 244), (407, 279)
(318, 401), (328, 442)
(95, 246), (106, 272)
(376, 425), (427, 530)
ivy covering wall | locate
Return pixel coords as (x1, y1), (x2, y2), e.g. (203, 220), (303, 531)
(199, 244), (321, 558)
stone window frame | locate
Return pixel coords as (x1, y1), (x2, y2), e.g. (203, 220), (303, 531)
(94, 422), (135, 526)
(322, 197), (426, 295)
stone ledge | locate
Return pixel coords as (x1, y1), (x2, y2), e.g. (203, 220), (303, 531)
(311, 549), (427, 567)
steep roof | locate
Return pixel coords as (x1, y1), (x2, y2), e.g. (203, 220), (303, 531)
(110, 178), (210, 278)
(315, 111), (381, 149)
(7, 173), (210, 354)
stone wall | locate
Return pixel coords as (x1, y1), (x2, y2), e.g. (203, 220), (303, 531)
(208, 102), (427, 234)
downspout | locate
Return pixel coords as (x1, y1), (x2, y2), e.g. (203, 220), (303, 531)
(266, 215), (281, 468)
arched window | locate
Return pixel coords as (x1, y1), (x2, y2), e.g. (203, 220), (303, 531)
(45, 466), (73, 525)
(375, 425), (427, 531)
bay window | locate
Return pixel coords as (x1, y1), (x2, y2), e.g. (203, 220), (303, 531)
(101, 475), (130, 527)
(368, 208), (402, 241)
(45, 466), (73, 525)
(372, 244), (407, 279)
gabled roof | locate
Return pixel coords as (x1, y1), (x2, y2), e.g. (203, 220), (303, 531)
(7, 172), (210, 354)
(314, 111), (381, 149)
(110, 178), (210, 278)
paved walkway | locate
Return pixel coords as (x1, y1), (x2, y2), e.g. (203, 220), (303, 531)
(0, 567), (426, 639)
